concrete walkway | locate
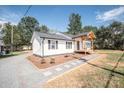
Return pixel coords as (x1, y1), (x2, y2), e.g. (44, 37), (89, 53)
(0, 52), (99, 88)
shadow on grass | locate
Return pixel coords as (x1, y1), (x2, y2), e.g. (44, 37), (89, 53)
(104, 52), (124, 88)
(80, 53), (124, 88)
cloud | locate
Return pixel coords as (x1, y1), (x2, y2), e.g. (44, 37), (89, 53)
(0, 6), (22, 25)
(96, 6), (124, 22)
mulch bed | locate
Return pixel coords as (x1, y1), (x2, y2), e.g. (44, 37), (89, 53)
(27, 53), (86, 69)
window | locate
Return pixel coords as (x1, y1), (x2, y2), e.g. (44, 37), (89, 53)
(51, 40), (56, 49)
(48, 40), (58, 49)
(86, 41), (91, 48)
(66, 42), (72, 49)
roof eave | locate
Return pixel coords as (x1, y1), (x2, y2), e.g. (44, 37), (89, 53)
(40, 37), (73, 41)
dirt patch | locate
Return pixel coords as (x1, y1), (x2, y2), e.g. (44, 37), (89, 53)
(27, 53), (87, 69)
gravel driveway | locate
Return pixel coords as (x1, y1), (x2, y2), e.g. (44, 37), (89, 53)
(0, 52), (44, 88)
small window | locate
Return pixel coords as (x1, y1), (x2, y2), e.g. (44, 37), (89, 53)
(86, 41), (91, 48)
(51, 41), (55, 49)
(66, 42), (72, 49)
(48, 40), (58, 49)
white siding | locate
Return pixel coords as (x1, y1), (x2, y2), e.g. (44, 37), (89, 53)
(43, 39), (74, 56)
(32, 38), (42, 56)
(32, 38), (74, 56)
(74, 37), (83, 51)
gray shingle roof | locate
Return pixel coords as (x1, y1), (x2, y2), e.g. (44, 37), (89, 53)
(72, 32), (89, 38)
(63, 33), (75, 38)
(32, 31), (90, 43)
(34, 31), (73, 40)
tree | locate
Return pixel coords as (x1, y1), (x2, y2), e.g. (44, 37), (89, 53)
(13, 25), (21, 46)
(2, 22), (12, 45)
(95, 21), (124, 50)
(109, 21), (124, 50)
(95, 26), (106, 49)
(39, 25), (49, 33)
(18, 16), (40, 45)
(1, 22), (22, 51)
(67, 13), (82, 35)
(82, 26), (97, 33)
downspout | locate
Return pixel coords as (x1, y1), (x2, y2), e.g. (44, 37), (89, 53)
(91, 39), (94, 52)
(74, 38), (75, 52)
(40, 37), (45, 64)
(40, 38), (41, 57)
(42, 37), (45, 57)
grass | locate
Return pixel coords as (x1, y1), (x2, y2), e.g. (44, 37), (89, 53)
(79, 64), (124, 88)
(0, 51), (24, 59)
(43, 50), (124, 88)
(82, 50), (124, 88)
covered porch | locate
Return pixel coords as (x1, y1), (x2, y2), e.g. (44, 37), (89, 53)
(73, 31), (95, 54)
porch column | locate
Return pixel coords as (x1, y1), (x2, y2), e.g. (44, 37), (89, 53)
(80, 41), (82, 50)
(91, 39), (94, 52)
(84, 39), (86, 55)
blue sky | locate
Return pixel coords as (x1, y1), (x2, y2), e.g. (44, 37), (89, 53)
(0, 5), (124, 32)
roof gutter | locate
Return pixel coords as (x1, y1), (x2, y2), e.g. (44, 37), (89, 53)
(40, 37), (74, 41)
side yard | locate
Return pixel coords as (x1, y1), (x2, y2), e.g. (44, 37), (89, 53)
(43, 50), (124, 88)
(0, 51), (30, 59)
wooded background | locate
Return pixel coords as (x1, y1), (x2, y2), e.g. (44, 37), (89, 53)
(1, 13), (124, 51)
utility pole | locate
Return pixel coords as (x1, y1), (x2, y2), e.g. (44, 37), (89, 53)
(11, 25), (13, 53)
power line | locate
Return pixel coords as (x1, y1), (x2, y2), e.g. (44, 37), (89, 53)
(24, 5), (32, 16)
(22, 5), (32, 25)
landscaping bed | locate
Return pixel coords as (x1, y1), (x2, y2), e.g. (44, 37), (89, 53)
(27, 53), (86, 69)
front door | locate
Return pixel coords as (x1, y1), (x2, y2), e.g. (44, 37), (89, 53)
(77, 41), (80, 50)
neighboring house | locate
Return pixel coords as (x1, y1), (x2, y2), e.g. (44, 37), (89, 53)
(0, 36), (4, 53)
(0, 35), (11, 55)
(31, 31), (95, 57)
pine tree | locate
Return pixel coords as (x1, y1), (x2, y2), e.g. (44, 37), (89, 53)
(67, 13), (82, 35)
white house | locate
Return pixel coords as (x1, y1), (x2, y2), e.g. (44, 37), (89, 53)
(31, 31), (95, 57)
